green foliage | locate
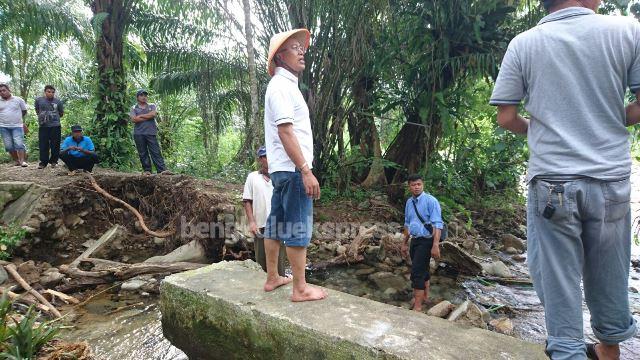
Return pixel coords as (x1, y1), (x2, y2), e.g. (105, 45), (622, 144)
(0, 295), (60, 359)
(0, 225), (26, 261)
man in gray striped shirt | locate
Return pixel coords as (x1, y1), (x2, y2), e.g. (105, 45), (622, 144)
(491, 1), (640, 359)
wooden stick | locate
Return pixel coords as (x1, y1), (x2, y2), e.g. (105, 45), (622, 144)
(4, 264), (62, 318)
(105, 302), (144, 316)
(87, 173), (175, 238)
(70, 225), (124, 268)
(75, 283), (121, 308)
(44, 289), (80, 305)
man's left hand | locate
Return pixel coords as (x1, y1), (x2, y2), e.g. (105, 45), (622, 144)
(431, 245), (441, 259)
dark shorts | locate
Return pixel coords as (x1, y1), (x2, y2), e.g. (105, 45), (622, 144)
(263, 171), (313, 247)
(410, 236), (434, 290)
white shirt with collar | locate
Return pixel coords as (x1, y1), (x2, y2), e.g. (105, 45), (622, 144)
(263, 67), (314, 173)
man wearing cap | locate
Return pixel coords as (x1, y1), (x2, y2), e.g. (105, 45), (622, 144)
(243, 145), (286, 277)
(0, 83), (28, 167)
(60, 125), (98, 174)
(262, 29), (327, 302)
(491, 0), (640, 358)
(35, 85), (64, 169)
(130, 90), (168, 175)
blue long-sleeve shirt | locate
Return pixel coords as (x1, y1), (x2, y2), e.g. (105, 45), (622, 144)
(404, 192), (443, 237)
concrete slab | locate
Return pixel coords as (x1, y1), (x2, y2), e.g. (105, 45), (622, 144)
(160, 261), (546, 360)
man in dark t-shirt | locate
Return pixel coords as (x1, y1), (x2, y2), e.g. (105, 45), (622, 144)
(129, 89), (169, 174)
(35, 85), (64, 169)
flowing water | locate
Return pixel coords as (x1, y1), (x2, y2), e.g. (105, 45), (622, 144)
(60, 163), (640, 359)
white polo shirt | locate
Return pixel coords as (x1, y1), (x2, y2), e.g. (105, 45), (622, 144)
(263, 67), (314, 173)
(0, 96), (27, 128)
(242, 171), (273, 228)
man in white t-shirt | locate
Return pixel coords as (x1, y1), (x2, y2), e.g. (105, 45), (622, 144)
(243, 146), (286, 276)
(261, 29), (327, 302)
(0, 84), (28, 167)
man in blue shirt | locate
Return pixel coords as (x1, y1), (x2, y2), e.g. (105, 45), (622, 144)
(60, 125), (98, 174)
(401, 174), (443, 312)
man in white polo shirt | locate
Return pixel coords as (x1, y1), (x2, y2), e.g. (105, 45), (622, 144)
(243, 145), (286, 276)
(0, 84), (28, 167)
(262, 29), (327, 302)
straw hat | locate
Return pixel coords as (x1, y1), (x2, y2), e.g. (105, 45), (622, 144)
(267, 28), (311, 77)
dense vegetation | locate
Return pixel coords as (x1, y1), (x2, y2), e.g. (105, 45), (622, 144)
(0, 0), (639, 208)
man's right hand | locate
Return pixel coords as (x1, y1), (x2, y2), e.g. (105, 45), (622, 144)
(401, 243), (409, 259)
(301, 170), (320, 200)
(249, 221), (259, 236)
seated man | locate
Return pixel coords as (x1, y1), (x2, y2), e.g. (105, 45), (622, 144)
(60, 125), (98, 174)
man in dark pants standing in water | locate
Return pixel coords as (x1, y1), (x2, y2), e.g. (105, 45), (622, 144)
(401, 174), (443, 312)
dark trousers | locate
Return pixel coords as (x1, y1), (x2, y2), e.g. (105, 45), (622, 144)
(134, 134), (166, 172)
(60, 153), (99, 172)
(410, 236), (433, 290)
(254, 228), (286, 277)
(38, 126), (61, 166)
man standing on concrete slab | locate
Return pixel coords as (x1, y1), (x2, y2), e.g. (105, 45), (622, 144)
(130, 89), (169, 175)
(0, 84), (28, 167)
(35, 85), (64, 169)
(401, 174), (443, 313)
(491, 1), (640, 358)
(262, 29), (327, 302)
(243, 145), (286, 277)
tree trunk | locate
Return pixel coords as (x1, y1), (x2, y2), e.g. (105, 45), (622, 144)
(91, 0), (132, 167)
(243, 0), (262, 151)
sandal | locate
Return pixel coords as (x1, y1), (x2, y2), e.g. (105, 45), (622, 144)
(586, 343), (599, 360)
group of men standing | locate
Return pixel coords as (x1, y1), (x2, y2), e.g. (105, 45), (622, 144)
(0, 84), (169, 175)
(247, 0), (639, 358)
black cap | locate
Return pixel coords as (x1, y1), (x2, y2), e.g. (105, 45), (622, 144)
(136, 89), (149, 97)
(71, 125), (83, 132)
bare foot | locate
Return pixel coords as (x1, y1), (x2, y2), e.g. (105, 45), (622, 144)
(263, 276), (292, 292)
(291, 285), (328, 302)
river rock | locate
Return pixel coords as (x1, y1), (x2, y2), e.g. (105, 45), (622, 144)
(154, 237), (165, 245)
(63, 214), (83, 228)
(427, 300), (454, 318)
(17, 260), (41, 285)
(630, 287), (639, 294)
(501, 234), (525, 252)
(0, 266), (8, 285)
(121, 279), (147, 292)
(51, 225), (69, 240)
(483, 261), (513, 278)
(39, 270), (65, 287)
(447, 300), (470, 322)
(505, 247), (519, 255)
(336, 245), (347, 256)
(462, 239), (476, 251)
(368, 272), (406, 291)
(145, 240), (208, 263)
(512, 254), (526, 262)
(456, 302), (487, 329)
(490, 318), (514, 336)
(354, 267), (376, 276)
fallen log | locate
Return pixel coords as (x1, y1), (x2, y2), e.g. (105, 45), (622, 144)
(57, 259), (208, 291)
(439, 242), (484, 275)
(5, 264), (62, 318)
(87, 173), (175, 238)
